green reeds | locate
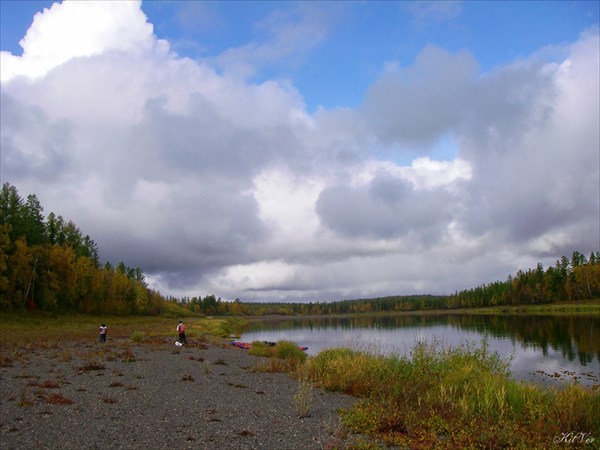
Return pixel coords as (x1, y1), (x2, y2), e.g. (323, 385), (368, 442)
(250, 340), (307, 373)
(293, 378), (314, 418)
(303, 339), (600, 448)
(247, 341), (273, 357)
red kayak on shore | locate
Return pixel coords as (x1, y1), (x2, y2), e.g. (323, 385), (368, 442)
(231, 341), (308, 351)
(232, 340), (252, 349)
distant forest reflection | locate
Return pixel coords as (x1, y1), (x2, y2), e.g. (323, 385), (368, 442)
(246, 314), (599, 366)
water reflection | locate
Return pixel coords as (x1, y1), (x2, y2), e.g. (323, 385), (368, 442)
(242, 314), (600, 388)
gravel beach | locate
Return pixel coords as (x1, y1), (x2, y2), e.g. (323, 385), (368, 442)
(0, 337), (357, 449)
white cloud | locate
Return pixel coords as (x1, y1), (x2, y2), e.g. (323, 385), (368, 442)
(1, 0), (162, 82)
(355, 157), (472, 191)
(364, 45), (479, 149)
(457, 29), (599, 256)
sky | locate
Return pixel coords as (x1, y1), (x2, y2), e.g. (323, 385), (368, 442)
(1, 1), (598, 302)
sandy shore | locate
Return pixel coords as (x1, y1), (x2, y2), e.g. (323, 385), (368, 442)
(0, 337), (358, 449)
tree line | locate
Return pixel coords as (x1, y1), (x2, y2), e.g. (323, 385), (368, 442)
(448, 251), (600, 308)
(0, 183), (166, 314)
(178, 250), (599, 316)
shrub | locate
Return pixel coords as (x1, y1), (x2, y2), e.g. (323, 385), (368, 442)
(130, 331), (145, 342)
(251, 341), (308, 373)
(273, 341), (307, 363)
(248, 341), (274, 357)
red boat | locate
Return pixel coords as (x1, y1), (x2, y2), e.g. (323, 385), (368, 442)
(231, 341), (307, 351)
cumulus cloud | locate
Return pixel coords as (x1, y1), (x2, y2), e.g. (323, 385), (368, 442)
(457, 30), (600, 257)
(316, 165), (464, 241)
(364, 45), (479, 148)
(1, 0), (159, 81)
(1, 2), (597, 301)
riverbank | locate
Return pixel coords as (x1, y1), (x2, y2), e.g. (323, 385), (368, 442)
(1, 310), (599, 448)
(0, 336), (358, 450)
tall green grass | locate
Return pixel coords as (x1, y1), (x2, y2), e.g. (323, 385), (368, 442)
(250, 340), (307, 373)
(300, 339), (600, 448)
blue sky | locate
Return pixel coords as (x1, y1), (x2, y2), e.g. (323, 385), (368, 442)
(1, 1), (598, 301)
(2, 1), (597, 111)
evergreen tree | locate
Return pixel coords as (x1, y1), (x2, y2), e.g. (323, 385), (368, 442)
(22, 194), (46, 246)
(0, 183), (25, 242)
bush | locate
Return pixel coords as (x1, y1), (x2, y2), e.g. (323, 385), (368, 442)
(252, 340), (307, 373)
(248, 341), (274, 357)
(272, 341), (307, 363)
(130, 331), (145, 342)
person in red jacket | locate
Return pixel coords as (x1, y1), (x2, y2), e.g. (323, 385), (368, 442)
(176, 320), (187, 345)
(99, 323), (107, 343)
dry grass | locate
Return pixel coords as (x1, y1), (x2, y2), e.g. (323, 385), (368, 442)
(181, 373), (195, 382)
(39, 379), (60, 389)
(79, 361), (106, 372)
(45, 393), (74, 405)
(293, 378), (314, 418)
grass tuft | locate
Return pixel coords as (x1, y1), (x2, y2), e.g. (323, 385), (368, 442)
(130, 331), (145, 343)
(293, 378), (314, 418)
(45, 393), (74, 405)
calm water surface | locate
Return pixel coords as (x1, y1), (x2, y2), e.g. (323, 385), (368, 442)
(241, 314), (599, 388)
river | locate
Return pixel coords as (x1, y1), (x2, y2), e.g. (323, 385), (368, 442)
(241, 313), (599, 388)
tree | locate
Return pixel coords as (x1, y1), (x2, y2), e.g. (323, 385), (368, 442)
(74, 256), (102, 313)
(0, 224), (12, 308)
(46, 212), (62, 245)
(45, 245), (76, 310)
(6, 237), (33, 309)
(202, 295), (219, 315)
(22, 194), (46, 246)
(0, 183), (25, 242)
(571, 251), (587, 267)
(82, 235), (99, 266)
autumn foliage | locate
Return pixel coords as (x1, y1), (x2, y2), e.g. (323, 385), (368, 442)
(0, 183), (166, 314)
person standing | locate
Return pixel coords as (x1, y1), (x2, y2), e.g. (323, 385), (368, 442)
(176, 320), (187, 345)
(99, 323), (108, 343)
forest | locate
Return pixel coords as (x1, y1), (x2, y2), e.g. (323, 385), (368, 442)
(1, 183), (598, 316)
(0, 183), (165, 315)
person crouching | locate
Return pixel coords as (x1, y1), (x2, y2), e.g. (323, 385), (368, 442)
(176, 320), (187, 345)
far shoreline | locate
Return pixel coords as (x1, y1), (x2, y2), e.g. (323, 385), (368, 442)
(241, 299), (600, 322)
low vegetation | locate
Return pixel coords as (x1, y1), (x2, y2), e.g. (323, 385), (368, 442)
(297, 339), (600, 448)
(227, 333), (600, 447)
(250, 340), (307, 373)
